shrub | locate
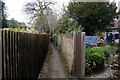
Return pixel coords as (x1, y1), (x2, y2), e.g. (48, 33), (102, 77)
(2, 28), (39, 34)
(110, 43), (119, 47)
(85, 47), (118, 75)
(85, 62), (92, 75)
(85, 52), (105, 74)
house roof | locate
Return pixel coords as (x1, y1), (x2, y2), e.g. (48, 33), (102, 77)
(112, 20), (120, 31)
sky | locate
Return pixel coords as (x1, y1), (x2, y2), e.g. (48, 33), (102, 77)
(3, 0), (70, 26)
(3, 0), (120, 26)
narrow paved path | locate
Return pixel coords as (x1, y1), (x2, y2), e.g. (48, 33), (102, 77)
(47, 44), (67, 78)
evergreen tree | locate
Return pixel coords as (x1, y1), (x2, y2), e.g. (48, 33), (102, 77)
(67, 2), (117, 35)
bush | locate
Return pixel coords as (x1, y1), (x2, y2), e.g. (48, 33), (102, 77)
(86, 47), (118, 59)
(85, 52), (105, 74)
(110, 43), (119, 47)
(2, 28), (39, 34)
(85, 62), (92, 74)
(85, 47), (118, 75)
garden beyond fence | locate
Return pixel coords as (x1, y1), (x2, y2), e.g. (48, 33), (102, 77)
(0, 30), (49, 79)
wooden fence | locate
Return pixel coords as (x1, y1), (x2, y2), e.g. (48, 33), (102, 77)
(0, 30), (49, 79)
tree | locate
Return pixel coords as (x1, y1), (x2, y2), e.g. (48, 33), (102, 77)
(67, 2), (117, 35)
(0, 0), (7, 28)
(55, 13), (83, 34)
(45, 9), (58, 29)
(35, 9), (49, 33)
(7, 18), (18, 28)
(56, 13), (70, 34)
(24, 0), (55, 32)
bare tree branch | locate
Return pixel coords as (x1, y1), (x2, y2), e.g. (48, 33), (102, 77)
(24, 0), (55, 25)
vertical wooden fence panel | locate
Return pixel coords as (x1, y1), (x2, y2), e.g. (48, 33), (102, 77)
(38, 35), (43, 71)
(73, 32), (85, 78)
(6, 31), (10, 78)
(28, 33), (31, 78)
(81, 32), (85, 77)
(2, 30), (4, 79)
(3, 30), (7, 79)
(12, 31), (15, 78)
(21, 32), (26, 78)
(17, 32), (23, 78)
(34, 34), (39, 79)
(9, 31), (13, 78)
(35, 34), (38, 78)
(15, 31), (17, 78)
(26, 33), (29, 78)
(24, 33), (27, 78)
(30, 34), (35, 78)
(17, 32), (20, 78)
(0, 30), (2, 79)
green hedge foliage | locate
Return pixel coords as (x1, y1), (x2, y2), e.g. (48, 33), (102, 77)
(85, 47), (118, 75)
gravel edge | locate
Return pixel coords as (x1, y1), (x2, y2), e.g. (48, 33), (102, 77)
(38, 44), (52, 79)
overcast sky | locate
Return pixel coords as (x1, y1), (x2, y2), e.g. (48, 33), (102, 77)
(3, 0), (70, 26)
(3, 0), (120, 26)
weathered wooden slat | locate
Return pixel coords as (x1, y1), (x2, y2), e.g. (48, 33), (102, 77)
(3, 30), (7, 79)
(38, 34), (42, 73)
(6, 31), (10, 78)
(27, 33), (31, 78)
(34, 34), (38, 79)
(17, 32), (20, 78)
(0, 30), (2, 80)
(20, 32), (25, 78)
(9, 31), (13, 78)
(36, 34), (41, 77)
(25, 33), (29, 79)
(30, 34), (35, 78)
(14, 31), (18, 78)
(73, 32), (85, 78)
(12, 31), (15, 78)
(29, 33), (32, 79)
(1, 30), (4, 79)
(17, 32), (22, 78)
(11, 31), (13, 78)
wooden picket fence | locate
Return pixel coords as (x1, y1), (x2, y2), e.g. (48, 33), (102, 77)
(0, 30), (49, 79)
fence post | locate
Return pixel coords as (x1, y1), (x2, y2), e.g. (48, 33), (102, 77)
(73, 32), (85, 78)
(0, 30), (2, 79)
(118, 31), (120, 61)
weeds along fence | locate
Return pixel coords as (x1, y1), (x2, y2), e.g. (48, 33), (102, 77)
(0, 30), (49, 79)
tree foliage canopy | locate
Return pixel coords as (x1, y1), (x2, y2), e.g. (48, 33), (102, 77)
(7, 18), (18, 28)
(67, 2), (117, 35)
(35, 9), (49, 33)
(0, 0), (7, 28)
(55, 13), (83, 34)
